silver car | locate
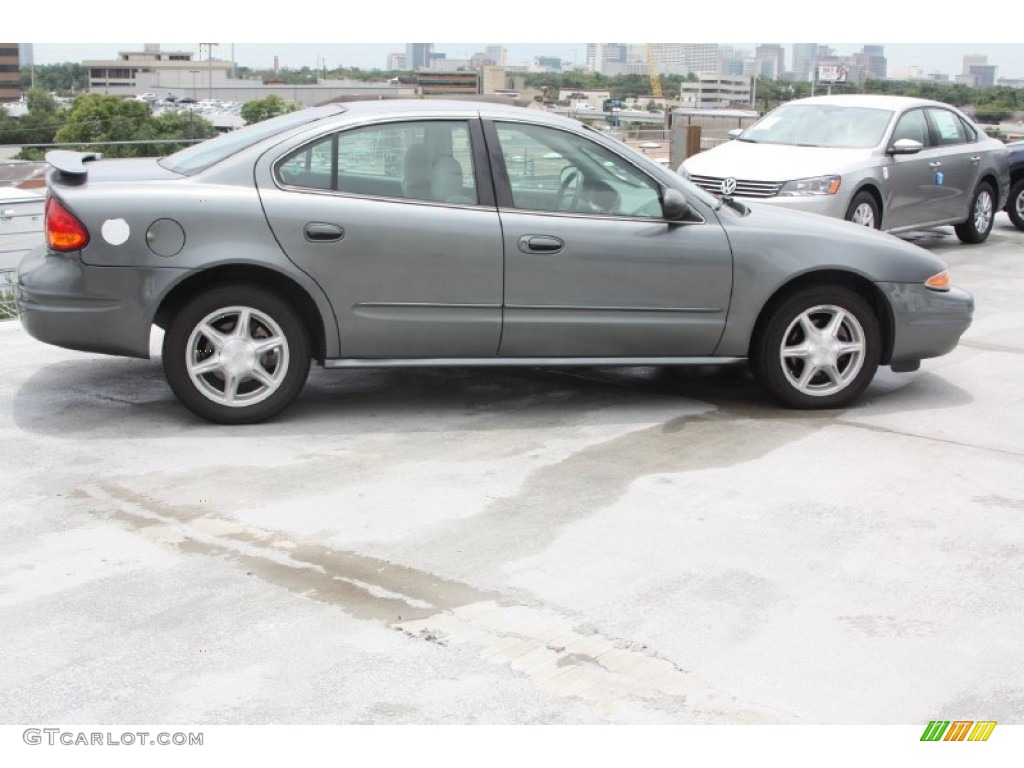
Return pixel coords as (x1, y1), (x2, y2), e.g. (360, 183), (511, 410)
(680, 95), (1009, 243)
(17, 100), (973, 423)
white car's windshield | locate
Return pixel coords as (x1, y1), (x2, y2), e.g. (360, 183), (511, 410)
(740, 104), (894, 149)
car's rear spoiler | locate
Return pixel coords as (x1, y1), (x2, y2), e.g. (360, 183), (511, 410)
(46, 150), (103, 182)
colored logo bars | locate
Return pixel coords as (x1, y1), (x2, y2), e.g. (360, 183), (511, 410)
(921, 721), (997, 742)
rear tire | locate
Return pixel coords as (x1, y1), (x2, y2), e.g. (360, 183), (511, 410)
(162, 285), (311, 424)
(751, 286), (881, 409)
(955, 181), (995, 244)
(1007, 178), (1024, 232)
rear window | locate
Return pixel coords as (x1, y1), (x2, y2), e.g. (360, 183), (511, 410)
(159, 107), (341, 175)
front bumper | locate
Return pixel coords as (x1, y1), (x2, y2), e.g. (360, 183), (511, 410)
(746, 194), (850, 219)
(17, 246), (189, 359)
(879, 282), (974, 366)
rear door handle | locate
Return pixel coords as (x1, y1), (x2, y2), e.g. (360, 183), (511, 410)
(304, 222), (345, 242)
(928, 161), (942, 168)
(518, 235), (565, 254)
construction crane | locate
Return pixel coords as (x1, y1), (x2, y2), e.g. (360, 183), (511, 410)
(645, 43), (663, 99)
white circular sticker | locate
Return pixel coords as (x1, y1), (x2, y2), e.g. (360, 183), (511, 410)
(101, 218), (130, 246)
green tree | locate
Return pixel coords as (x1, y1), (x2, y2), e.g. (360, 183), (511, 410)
(9, 89), (67, 158)
(240, 95), (297, 125)
(19, 63), (88, 95)
(51, 94), (155, 156)
(26, 88), (60, 117)
(151, 109), (218, 152)
(47, 94), (216, 158)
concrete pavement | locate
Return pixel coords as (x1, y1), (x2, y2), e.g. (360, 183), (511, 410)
(1, 215), (1022, 724)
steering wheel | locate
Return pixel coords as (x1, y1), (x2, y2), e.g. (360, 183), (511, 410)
(586, 180), (621, 214)
(555, 167), (583, 211)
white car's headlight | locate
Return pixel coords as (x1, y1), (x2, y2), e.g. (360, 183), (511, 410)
(778, 175), (842, 196)
(677, 165), (690, 180)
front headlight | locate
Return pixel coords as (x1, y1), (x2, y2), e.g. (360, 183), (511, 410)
(677, 164), (690, 180)
(778, 175), (842, 196)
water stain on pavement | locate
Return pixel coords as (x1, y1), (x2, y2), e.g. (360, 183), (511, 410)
(86, 482), (788, 722)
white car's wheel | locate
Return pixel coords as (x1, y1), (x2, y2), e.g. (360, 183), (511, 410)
(955, 182), (995, 244)
(751, 286), (881, 409)
(163, 286), (311, 424)
(845, 191), (880, 229)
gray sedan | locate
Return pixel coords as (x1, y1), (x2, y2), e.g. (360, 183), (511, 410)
(17, 100), (972, 423)
(680, 95), (1009, 243)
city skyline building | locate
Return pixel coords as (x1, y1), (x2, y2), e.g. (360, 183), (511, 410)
(859, 45), (887, 78)
(485, 45), (508, 67)
(405, 43), (433, 70)
(755, 44), (785, 79)
(646, 44), (721, 75)
(969, 64), (997, 87)
(0, 43), (20, 101)
(792, 43), (818, 80)
(585, 43), (627, 75)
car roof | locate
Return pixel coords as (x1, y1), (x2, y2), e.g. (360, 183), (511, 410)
(785, 94), (958, 112)
(330, 98), (578, 127)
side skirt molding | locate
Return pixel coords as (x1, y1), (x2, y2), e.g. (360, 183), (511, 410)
(323, 356), (746, 369)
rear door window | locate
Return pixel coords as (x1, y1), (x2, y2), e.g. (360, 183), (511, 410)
(276, 120), (478, 205)
(928, 109), (968, 146)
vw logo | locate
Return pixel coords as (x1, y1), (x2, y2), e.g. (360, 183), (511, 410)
(720, 178), (737, 196)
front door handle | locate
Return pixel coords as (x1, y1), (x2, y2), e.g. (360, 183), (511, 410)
(928, 161), (942, 168)
(304, 222), (345, 242)
(518, 235), (565, 254)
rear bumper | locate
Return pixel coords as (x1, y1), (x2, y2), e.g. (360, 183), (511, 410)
(17, 246), (188, 359)
(879, 282), (974, 366)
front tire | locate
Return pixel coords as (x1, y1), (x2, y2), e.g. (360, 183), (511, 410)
(751, 286), (881, 409)
(163, 285), (311, 424)
(845, 191), (880, 229)
(955, 181), (995, 244)
(1007, 178), (1024, 232)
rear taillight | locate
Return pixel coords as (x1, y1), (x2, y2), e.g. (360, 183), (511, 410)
(45, 195), (90, 252)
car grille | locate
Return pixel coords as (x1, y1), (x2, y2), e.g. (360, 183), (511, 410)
(688, 174), (783, 198)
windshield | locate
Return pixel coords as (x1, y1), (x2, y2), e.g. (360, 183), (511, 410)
(159, 107), (341, 175)
(740, 104), (894, 149)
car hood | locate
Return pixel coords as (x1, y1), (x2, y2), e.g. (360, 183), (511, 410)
(684, 140), (876, 181)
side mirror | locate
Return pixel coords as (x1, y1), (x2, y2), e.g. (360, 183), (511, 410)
(888, 138), (924, 155)
(662, 188), (695, 222)
(727, 128), (744, 139)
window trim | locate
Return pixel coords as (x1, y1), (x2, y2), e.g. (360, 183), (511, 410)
(925, 107), (970, 147)
(271, 116), (496, 209)
(890, 107), (931, 149)
(482, 118), (677, 222)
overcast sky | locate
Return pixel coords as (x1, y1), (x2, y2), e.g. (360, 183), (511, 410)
(10, 1), (1023, 78)
(24, 43), (1024, 79)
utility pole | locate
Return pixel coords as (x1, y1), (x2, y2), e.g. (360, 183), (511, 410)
(199, 43), (218, 101)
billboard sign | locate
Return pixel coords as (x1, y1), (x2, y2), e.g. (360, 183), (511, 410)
(817, 64), (850, 83)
